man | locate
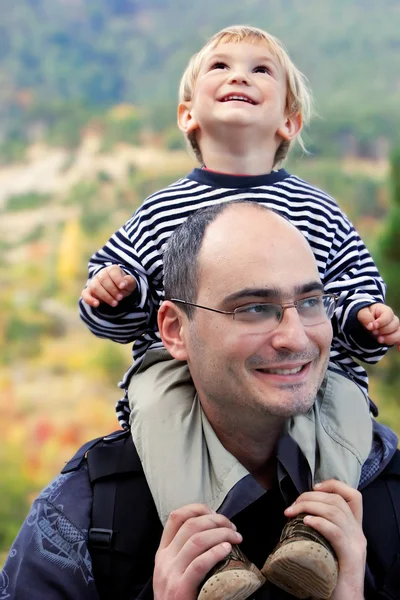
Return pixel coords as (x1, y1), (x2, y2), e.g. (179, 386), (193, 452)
(1, 202), (399, 600)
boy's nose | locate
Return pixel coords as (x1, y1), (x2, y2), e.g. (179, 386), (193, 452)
(228, 72), (250, 85)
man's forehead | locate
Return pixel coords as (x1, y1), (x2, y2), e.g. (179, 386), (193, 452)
(197, 205), (320, 299)
(201, 205), (307, 251)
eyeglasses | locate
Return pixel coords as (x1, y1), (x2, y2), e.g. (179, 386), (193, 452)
(171, 294), (338, 333)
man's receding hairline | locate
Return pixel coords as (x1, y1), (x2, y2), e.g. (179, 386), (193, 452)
(200, 202), (311, 256)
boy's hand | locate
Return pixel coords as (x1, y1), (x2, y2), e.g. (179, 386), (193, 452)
(357, 303), (400, 350)
(81, 265), (137, 308)
(153, 504), (242, 600)
(285, 480), (366, 600)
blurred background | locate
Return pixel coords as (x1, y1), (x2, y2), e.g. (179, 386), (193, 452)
(1, 0), (399, 558)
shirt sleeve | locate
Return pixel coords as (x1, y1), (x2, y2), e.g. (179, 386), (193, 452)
(78, 205), (165, 345)
(322, 215), (388, 364)
(0, 469), (99, 600)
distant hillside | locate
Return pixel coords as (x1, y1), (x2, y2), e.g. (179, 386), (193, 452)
(1, 0), (400, 153)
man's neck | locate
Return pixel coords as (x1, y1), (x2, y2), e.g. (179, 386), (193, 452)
(204, 406), (285, 490)
(198, 130), (280, 175)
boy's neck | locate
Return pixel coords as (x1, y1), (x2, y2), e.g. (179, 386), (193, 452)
(199, 134), (278, 175)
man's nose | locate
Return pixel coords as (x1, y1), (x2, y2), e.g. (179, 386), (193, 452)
(270, 307), (310, 352)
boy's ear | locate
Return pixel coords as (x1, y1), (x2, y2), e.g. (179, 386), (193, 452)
(158, 300), (188, 361)
(177, 102), (199, 135)
(277, 112), (303, 141)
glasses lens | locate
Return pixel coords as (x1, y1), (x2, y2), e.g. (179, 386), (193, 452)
(234, 303), (282, 327)
(297, 295), (334, 325)
(322, 295), (336, 319)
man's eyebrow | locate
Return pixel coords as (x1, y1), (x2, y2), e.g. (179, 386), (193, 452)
(223, 288), (282, 304)
(223, 282), (324, 304)
(294, 282), (324, 295)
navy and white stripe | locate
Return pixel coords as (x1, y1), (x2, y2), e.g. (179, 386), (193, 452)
(78, 168), (387, 428)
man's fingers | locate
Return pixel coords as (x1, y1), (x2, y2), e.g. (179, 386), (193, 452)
(174, 527), (242, 575)
(167, 513), (238, 558)
(159, 504), (213, 550)
(184, 541), (233, 587)
(308, 480), (363, 522)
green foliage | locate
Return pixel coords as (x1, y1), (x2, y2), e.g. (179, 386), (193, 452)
(377, 148), (400, 305)
(101, 112), (143, 151)
(0, 135), (28, 164)
(94, 343), (129, 386)
(64, 181), (99, 206)
(375, 148), (400, 387)
(164, 126), (186, 151)
(1, 0), (400, 154)
(80, 209), (110, 236)
(4, 192), (51, 212)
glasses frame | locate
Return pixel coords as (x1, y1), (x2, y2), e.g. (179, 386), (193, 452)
(170, 294), (338, 328)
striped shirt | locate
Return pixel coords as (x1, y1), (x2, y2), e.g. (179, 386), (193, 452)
(79, 168), (387, 428)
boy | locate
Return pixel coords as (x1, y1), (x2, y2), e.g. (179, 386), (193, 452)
(80, 25), (400, 600)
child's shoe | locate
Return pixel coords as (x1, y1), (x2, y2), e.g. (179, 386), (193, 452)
(262, 513), (338, 599)
(198, 544), (266, 600)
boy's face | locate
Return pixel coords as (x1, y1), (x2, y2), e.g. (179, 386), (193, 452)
(179, 41), (298, 148)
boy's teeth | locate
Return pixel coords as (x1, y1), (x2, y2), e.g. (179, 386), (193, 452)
(266, 366), (303, 375)
(223, 95), (253, 103)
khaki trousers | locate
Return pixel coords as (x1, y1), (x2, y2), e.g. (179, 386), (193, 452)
(129, 349), (372, 526)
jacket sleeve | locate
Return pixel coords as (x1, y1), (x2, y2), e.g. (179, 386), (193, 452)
(0, 469), (99, 600)
(322, 215), (388, 365)
(79, 205), (164, 344)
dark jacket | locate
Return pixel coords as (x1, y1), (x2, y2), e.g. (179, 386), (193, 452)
(1, 420), (399, 599)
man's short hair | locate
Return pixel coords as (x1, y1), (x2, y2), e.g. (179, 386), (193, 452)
(178, 25), (313, 168)
(163, 201), (274, 317)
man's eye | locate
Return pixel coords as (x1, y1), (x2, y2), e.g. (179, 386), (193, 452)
(301, 297), (322, 310)
(242, 304), (277, 316)
(253, 65), (272, 74)
(211, 62), (228, 70)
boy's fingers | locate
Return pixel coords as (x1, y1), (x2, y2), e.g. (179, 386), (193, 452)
(84, 280), (120, 306)
(375, 316), (399, 335)
(122, 274), (137, 293)
(377, 330), (400, 346)
(357, 307), (373, 328)
(80, 288), (100, 307)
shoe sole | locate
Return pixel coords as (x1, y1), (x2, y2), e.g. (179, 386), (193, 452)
(198, 568), (265, 600)
(262, 540), (338, 599)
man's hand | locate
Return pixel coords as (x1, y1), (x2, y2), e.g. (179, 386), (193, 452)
(153, 503), (243, 600)
(80, 265), (137, 308)
(284, 480), (366, 600)
(358, 303), (400, 350)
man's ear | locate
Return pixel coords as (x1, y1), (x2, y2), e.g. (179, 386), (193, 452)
(158, 300), (188, 361)
(177, 102), (199, 135)
(277, 111), (303, 141)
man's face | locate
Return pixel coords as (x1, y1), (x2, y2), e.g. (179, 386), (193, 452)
(181, 206), (332, 426)
(183, 41), (291, 143)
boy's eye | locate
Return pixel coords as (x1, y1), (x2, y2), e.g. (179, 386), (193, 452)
(253, 65), (272, 75)
(211, 62), (228, 70)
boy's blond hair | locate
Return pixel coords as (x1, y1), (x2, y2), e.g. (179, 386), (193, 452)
(179, 25), (313, 168)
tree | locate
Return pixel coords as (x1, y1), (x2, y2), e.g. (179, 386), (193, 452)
(376, 147), (400, 385)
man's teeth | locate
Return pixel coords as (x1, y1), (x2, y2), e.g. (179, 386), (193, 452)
(223, 95), (254, 104)
(264, 366), (304, 375)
